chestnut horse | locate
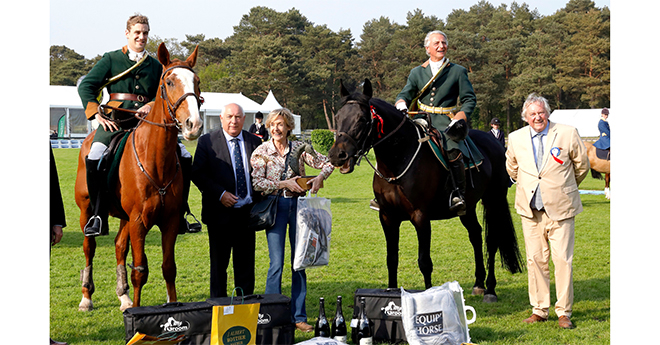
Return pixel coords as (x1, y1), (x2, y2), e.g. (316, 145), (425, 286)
(584, 141), (610, 199)
(328, 79), (522, 302)
(74, 43), (203, 311)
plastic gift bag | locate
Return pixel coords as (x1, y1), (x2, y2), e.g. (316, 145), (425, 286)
(293, 193), (332, 271)
(210, 288), (260, 345)
(400, 282), (477, 345)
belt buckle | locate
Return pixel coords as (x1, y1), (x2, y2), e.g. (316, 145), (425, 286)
(137, 95), (146, 102)
(282, 190), (293, 198)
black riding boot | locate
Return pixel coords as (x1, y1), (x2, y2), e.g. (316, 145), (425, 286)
(447, 149), (467, 216)
(84, 157), (109, 237)
(179, 155), (201, 234)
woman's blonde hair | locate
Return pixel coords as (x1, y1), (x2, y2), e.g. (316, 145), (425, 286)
(265, 108), (296, 136)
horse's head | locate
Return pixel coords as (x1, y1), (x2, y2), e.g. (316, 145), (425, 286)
(328, 79), (374, 174)
(157, 43), (204, 141)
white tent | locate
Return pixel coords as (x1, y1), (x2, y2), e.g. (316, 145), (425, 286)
(549, 109), (605, 138)
(49, 85), (301, 137)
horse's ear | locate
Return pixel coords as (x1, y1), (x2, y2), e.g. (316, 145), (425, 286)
(340, 79), (349, 98)
(186, 45), (199, 68)
(363, 78), (372, 98)
(157, 42), (170, 66)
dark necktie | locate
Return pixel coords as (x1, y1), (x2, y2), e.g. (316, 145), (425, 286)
(231, 138), (248, 198)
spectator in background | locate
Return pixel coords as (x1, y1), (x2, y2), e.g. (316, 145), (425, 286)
(489, 118), (505, 147)
(505, 93), (589, 329)
(249, 111), (269, 141)
(593, 108), (610, 160)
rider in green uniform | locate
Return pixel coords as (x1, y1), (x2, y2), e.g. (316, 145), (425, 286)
(394, 30), (477, 215)
(78, 13), (198, 236)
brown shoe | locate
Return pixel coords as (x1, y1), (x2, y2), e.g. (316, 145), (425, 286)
(295, 321), (313, 332)
(558, 315), (575, 329)
(523, 314), (547, 324)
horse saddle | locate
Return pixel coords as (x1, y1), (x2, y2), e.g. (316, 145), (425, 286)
(595, 147), (610, 160)
(417, 122), (484, 171)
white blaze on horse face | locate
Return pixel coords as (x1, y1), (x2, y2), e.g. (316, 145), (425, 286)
(171, 68), (203, 139)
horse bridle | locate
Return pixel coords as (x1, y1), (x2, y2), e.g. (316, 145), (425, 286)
(158, 65), (204, 130)
(336, 100), (420, 182)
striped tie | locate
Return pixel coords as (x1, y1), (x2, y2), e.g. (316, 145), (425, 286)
(533, 133), (544, 210)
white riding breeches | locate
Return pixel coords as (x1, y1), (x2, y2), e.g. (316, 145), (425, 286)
(88, 142), (108, 160)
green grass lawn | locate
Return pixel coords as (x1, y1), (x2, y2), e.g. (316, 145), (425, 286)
(50, 141), (610, 344)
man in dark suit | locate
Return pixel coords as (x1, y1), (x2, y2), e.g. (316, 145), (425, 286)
(248, 111), (269, 141)
(192, 103), (263, 298)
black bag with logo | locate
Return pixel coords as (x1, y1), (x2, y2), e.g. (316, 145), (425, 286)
(207, 293), (295, 345)
(351, 288), (423, 344)
(123, 301), (213, 344)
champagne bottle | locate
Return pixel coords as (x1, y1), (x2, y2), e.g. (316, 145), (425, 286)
(331, 296), (347, 342)
(357, 297), (373, 345)
(315, 297), (331, 337)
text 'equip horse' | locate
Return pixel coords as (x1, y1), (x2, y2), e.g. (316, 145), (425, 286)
(328, 79), (522, 302)
(74, 43), (203, 311)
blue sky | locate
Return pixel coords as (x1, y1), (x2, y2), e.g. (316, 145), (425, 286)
(50, 0), (610, 58)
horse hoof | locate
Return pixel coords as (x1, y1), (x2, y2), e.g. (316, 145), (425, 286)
(119, 294), (134, 311)
(472, 287), (485, 296)
(78, 297), (93, 311)
(483, 294), (498, 303)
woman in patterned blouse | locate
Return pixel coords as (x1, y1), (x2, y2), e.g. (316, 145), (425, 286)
(250, 108), (334, 332)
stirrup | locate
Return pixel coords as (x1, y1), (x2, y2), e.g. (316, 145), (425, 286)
(369, 199), (380, 212)
(84, 216), (104, 237)
(183, 212), (202, 233)
(448, 190), (466, 216)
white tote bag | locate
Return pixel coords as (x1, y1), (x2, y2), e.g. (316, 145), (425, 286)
(400, 282), (476, 345)
(293, 193), (332, 271)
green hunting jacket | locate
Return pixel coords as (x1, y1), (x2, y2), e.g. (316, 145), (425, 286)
(395, 60), (477, 121)
(78, 46), (163, 120)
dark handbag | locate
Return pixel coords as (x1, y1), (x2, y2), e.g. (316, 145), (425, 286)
(248, 193), (280, 231)
(248, 142), (292, 231)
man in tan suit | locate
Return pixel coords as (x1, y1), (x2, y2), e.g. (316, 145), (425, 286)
(505, 93), (589, 329)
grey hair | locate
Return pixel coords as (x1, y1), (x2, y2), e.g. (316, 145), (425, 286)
(521, 93), (551, 121)
(424, 30), (448, 48)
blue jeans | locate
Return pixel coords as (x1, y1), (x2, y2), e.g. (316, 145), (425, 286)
(264, 196), (307, 323)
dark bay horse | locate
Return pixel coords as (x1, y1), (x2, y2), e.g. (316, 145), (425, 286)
(584, 141), (610, 199)
(328, 79), (522, 302)
(74, 43), (203, 311)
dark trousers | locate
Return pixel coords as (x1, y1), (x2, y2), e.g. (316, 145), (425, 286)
(206, 206), (255, 298)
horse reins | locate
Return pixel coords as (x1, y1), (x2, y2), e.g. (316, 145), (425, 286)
(128, 64), (202, 206)
(337, 100), (423, 183)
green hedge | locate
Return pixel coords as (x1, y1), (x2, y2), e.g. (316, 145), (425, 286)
(310, 129), (335, 155)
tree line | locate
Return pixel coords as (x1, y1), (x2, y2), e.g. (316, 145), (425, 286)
(50, 0), (609, 134)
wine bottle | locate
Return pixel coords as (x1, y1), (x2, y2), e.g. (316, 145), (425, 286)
(331, 296), (347, 342)
(315, 297), (331, 337)
(357, 297), (373, 345)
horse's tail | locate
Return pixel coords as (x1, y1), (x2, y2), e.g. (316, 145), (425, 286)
(482, 187), (523, 274)
(591, 168), (603, 180)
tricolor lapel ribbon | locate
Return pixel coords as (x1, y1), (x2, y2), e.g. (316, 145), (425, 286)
(550, 147), (564, 165)
(370, 105), (384, 139)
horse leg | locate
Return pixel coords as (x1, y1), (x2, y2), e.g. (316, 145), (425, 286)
(411, 213), (433, 289)
(459, 209), (489, 299)
(605, 173), (611, 199)
(380, 212), (402, 289)
(129, 222), (149, 308)
(79, 236), (96, 311)
(115, 219), (133, 311)
(161, 221), (179, 303)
